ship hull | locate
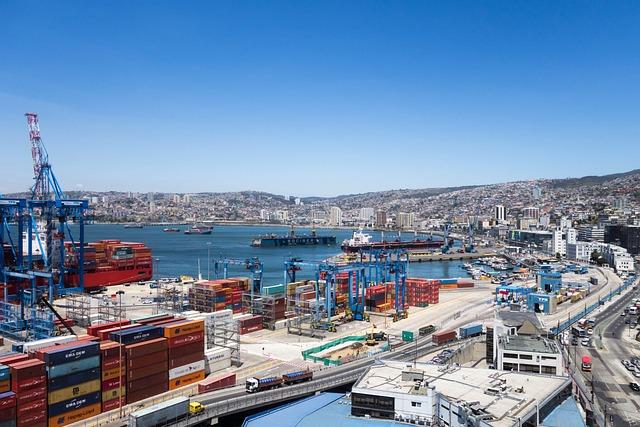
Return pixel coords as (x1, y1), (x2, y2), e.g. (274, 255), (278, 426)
(67, 266), (153, 289)
(341, 240), (443, 253)
(252, 236), (336, 247)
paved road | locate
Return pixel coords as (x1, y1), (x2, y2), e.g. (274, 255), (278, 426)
(573, 280), (640, 426)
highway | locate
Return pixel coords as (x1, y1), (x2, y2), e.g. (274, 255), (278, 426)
(571, 276), (640, 426)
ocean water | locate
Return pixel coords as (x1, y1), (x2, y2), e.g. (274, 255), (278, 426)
(42, 224), (469, 284)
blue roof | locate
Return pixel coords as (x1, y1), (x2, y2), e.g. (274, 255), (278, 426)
(542, 397), (586, 427)
(243, 393), (405, 427)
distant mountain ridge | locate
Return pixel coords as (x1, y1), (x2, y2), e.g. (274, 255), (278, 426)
(547, 169), (640, 189)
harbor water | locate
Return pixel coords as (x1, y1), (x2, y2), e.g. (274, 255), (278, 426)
(67, 224), (468, 284)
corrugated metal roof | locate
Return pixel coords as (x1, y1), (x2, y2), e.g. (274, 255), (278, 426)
(243, 393), (404, 427)
(541, 397), (586, 427)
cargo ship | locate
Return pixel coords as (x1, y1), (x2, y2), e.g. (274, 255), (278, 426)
(341, 228), (443, 253)
(184, 225), (213, 235)
(124, 224), (144, 229)
(64, 239), (153, 289)
(251, 226), (336, 247)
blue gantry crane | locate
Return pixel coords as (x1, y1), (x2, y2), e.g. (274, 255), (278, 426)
(0, 113), (89, 339)
(213, 256), (263, 296)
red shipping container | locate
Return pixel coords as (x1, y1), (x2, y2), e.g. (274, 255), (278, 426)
(100, 341), (124, 359)
(12, 375), (45, 393)
(198, 373), (236, 393)
(102, 356), (126, 371)
(0, 393), (15, 410)
(127, 351), (167, 370)
(168, 342), (204, 360)
(168, 352), (203, 369)
(0, 406), (16, 421)
(16, 397), (45, 417)
(0, 354), (29, 365)
(136, 315), (174, 325)
(17, 408), (46, 427)
(167, 331), (204, 348)
(102, 377), (126, 392)
(87, 320), (130, 336)
(128, 372), (166, 392)
(16, 385), (45, 405)
(102, 396), (126, 412)
(127, 362), (168, 382)
(149, 317), (185, 327)
(125, 338), (167, 359)
(127, 382), (167, 404)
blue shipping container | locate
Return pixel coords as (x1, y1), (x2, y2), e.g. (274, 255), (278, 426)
(439, 278), (458, 285)
(459, 324), (483, 338)
(48, 368), (100, 391)
(48, 391), (101, 417)
(43, 342), (100, 366)
(47, 356), (100, 379)
(110, 325), (163, 345)
(0, 365), (9, 381)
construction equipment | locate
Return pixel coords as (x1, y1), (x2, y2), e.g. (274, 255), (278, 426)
(441, 222), (452, 254)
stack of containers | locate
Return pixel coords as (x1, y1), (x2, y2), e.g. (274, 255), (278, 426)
(163, 320), (205, 390)
(125, 337), (167, 404)
(0, 365), (9, 393)
(109, 326), (165, 404)
(40, 342), (101, 427)
(0, 391), (16, 427)
(188, 279), (248, 314)
(11, 359), (46, 427)
(238, 315), (262, 335)
(365, 285), (388, 312)
(99, 341), (125, 412)
(404, 278), (440, 307)
(86, 320), (131, 337)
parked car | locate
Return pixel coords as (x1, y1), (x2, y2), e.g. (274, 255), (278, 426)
(630, 382), (640, 392)
(581, 338), (590, 346)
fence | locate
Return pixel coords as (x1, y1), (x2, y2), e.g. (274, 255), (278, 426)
(551, 275), (638, 335)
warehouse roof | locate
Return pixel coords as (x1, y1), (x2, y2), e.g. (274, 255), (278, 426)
(499, 335), (559, 354)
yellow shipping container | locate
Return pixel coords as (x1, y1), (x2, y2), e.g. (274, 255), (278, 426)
(101, 387), (126, 402)
(102, 367), (124, 381)
(163, 319), (205, 338)
(48, 379), (101, 405)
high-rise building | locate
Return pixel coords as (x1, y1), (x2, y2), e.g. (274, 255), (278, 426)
(522, 207), (540, 220)
(566, 228), (577, 245)
(532, 186), (542, 199)
(558, 217), (572, 230)
(182, 194), (191, 206)
(614, 196), (628, 210)
(173, 194), (181, 204)
(551, 230), (565, 256)
(359, 208), (375, 222)
(375, 210), (387, 228)
(329, 207), (343, 226)
(397, 212), (415, 229)
(577, 225), (604, 242)
(495, 205), (506, 222)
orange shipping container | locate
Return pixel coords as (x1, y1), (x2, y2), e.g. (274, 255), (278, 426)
(168, 370), (205, 390)
(163, 320), (204, 338)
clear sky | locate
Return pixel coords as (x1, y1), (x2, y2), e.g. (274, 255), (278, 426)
(1, 1), (639, 197)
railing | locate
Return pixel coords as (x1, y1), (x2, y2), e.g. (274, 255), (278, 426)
(551, 275), (638, 335)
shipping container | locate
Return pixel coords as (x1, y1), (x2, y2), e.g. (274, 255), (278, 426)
(162, 320), (204, 338)
(167, 331), (204, 349)
(168, 370), (204, 390)
(12, 375), (45, 393)
(167, 342), (204, 360)
(168, 353), (203, 370)
(168, 360), (205, 380)
(0, 406), (16, 422)
(109, 326), (163, 345)
(0, 366), (8, 382)
(16, 397), (45, 417)
(127, 361), (168, 382)
(432, 330), (457, 345)
(206, 358), (231, 375)
(134, 314), (174, 325)
(101, 387), (125, 402)
(126, 382), (167, 404)
(458, 324), (483, 339)
(17, 408), (45, 427)
(97, 324), (139, 341)
(0, 381), (9, 394)
(0, 355), (29, 365)
(101, 376), (125, 392)
(124, 338), (167, 359)
(47, 356), (100, 379)
(42, 342), (99, 366)
(127, 351), (167, 370)
(101, 356), (125, 371)
(101, 397), (126, 412)
(48, 368), (100, 392)
(21, 336), (78, 354)
(0, 392), (15, 410)
(47, 402), (101, 427)
(98, 341), (123, 360)
(48, 391), (100, 417)
(16, 385), (46, 405)
(127, 372), (167, 392)
(128, 396), (189, 427)
(48, 380), (100, 405)
(198, 372), (236, 393)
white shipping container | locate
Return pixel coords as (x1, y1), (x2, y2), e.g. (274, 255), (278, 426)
(168, 360), (206, 380)
(205, 358), (232, 374)
(232, 313), (252, 321)
(22, 335), (77, 353)
(204, 347), (231, 362)
(274, 319), (288, 330)
(181, 310), (201, 317)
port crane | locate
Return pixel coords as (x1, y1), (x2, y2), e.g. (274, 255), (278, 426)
(212, 257), (263, 296)
(0, 113), (88, 340)
(441, 222), (452, 254)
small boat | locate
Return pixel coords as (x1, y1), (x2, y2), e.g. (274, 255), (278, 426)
(163, 228), (181, 233)
(124, 224), (143, 229)
(184, 225), (213, 235)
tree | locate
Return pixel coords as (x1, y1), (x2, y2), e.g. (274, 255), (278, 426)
(590, 250), (604, 266)
(556, 252), (561, 260)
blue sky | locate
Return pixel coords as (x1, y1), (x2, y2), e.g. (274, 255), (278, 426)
(1, 1), (639, 196)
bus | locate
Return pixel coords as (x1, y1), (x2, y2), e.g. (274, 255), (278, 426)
(582, 355), (592, 372)
(629, 306), (638, 316)
(571, 326), (587, 338)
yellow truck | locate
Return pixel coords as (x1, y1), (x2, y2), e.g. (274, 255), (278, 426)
(189, 401), (205, 415)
